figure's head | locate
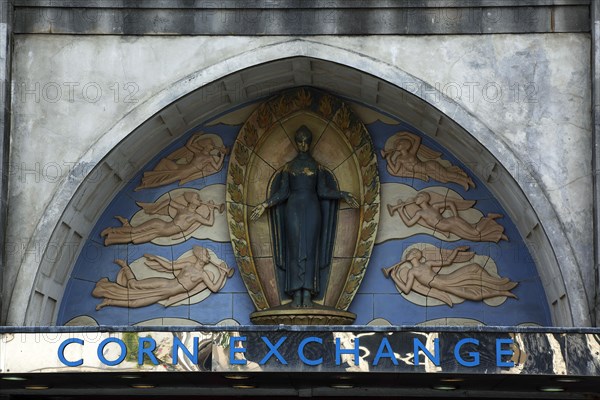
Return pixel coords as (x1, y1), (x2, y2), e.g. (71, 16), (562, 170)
(295, 125), (312, 153)
(406, 248), (422, 261)
(197, 138), (214, 154)
(192, 246), (210, 262)
(415, 192), (431, 205)
(184, 192), (201, 207)
(395, 138), (412, 152)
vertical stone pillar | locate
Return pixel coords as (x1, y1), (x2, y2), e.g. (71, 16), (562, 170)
(593, 0), (600, 327)
(0, 0), (11, 325)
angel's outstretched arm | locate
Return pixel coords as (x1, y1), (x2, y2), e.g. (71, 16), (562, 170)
(430, 249), (459, 268)
(432, 200), (458, 216)
(431, 246), (471, 268)
(431, 201), (447, 213)
(171, 255), (200, 271)
(139, 198), (171, 215)
(446, 200), (459, 216)
(199, 268), (229, 292)
(208, 151), (225, 171)
(143, 255), (176, 271)
(399, 207), (421, 227)
(428, 257), (446, 268)
(185, 134), (204, 151)
(408, 134), (420, 156)
(387, 152), (403, 175)
(394, 270), (416, 294)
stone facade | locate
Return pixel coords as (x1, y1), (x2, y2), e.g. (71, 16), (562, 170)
(0, 1), (597, 328)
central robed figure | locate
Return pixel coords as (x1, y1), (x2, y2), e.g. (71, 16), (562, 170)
(251, 126), (359, 308)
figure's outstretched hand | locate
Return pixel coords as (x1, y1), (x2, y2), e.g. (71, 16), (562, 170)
(250, 202), (267, 221)
(144, 254), (159, 262)
(343, 192), (360, 208)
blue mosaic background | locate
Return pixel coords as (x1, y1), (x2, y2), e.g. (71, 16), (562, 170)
(58, 95), (552, 327)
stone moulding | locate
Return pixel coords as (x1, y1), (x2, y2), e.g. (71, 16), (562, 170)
(249, 308), (357, 325)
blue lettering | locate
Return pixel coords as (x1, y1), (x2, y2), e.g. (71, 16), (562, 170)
(298, 337), (323, 366)
(373, 337), (398, 366)
(97, 338), (127, 366)
(138, 337), (159, 365)
(413, 338), (440, 366)
(58, 338), (83, 367)
(173, 336), (199, 365)
(454, 338), (480, 367)
(229, 336), (247, 365)
(335, 337), (360, 366)
(496, 338), (514, 367)
(260, 336), (288, 365)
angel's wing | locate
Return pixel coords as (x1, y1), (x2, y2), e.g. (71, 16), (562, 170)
(416, 144), (442, 160)
(388, 131), (442, 160)
(421, 247), (475, 265)
(145, 253), (198, 273)
(144, 257), (175, 273)
(178, 157), (223, 185)
(170, 190), (208, 209)
(165, 145), (194, 164)
(424, 190), (476, 211)
(172, 254), (198, 269)
(187, 134), (217, 154)
(136, 198), (171, 216)
(162, 133), (211, 162)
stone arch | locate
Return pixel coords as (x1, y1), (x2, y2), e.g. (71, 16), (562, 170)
(6, 39), (588, 326)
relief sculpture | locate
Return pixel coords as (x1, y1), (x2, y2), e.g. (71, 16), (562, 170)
(250, 126), (359, 308)
(227, 88), (380, 325)
(93, 246), (233, 310)
(387, 190), (508, 243)
(101, 191), (225, 246)
(136, 133), (228, 191)
(382, 245), (518, 307)
(381, 131), (474, 190)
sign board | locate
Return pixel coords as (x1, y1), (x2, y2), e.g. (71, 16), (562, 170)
(1, 329), (598, 376)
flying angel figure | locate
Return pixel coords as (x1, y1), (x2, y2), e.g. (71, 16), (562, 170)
(136, 133), (228, 191)
(93, 246), (234, 310)
(382, 246), (517, 306)
(100, 191), (224, 246)
(387, 190), (508, 243)
(381, 131), (475, 190)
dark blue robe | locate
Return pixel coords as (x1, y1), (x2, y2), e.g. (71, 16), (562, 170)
(267, 152), (340, 300)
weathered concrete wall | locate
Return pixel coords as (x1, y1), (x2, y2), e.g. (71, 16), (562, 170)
(4, 34), (592, 324)
(0, 0), (12, 323)
(318, 34), (593, 281)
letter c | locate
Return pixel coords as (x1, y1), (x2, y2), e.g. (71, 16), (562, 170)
(298, 337), (323, 366)
(58, 338), (84, 367)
